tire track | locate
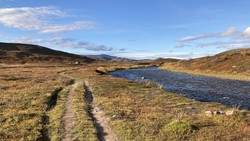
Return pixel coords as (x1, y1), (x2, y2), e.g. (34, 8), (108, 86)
(84, 81), (120, 141)
(62, 81), (79, 141)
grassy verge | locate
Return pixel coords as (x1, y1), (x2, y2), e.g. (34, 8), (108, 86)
(72, 81), (98, 140)
(75, 66), (249, 141)
(46, 87), (69, 141)
(96, 63), (155, 74)
(161, 64), (250, 81)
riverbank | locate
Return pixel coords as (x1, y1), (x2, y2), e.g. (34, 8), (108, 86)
(1, 63), (249, 140)
(161, 65), (250, 81)
(160, 48), (250, 81)
(70, 64), (250, 141)
(109, 67), (250, 110)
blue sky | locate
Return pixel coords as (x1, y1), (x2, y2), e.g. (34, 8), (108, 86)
(1, 0), (250, 59)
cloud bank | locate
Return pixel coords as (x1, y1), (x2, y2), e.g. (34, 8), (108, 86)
(0, 6), (96, 34)
(176, 27), (250, 49)
(221, 27), (237, 36)
(14, 36), (122, 52)
(178, 33), (217, 42)
(0, 6), (113, 52)
(242, 27), (250, 38)
(115, 52), (210, 60)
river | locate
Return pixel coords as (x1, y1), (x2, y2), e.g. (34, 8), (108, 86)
(109, 67), (250, 110)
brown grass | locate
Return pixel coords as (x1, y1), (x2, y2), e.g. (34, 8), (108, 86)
(70, 63), (250, 141)
(161, 48), (250, 81)
(0, 64), (72, 140)
(0, 62), (249, 141)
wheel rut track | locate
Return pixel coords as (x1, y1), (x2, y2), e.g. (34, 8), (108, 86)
(60, 69), (119, 141)
(84, 81), (120, 141)
(62, 81), (79, 141)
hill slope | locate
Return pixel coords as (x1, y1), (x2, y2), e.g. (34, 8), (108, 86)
(161, 48), (250, 79)
(0, 42), (95, 63)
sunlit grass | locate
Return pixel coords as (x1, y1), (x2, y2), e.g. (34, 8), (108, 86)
(1, 62), (249, 141)
(71, 64), (250, 140)
(0, 64), (75, 140)
(72, 81), (98, 140)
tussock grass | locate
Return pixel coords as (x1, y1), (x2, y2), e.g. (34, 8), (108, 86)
(1, 62), (249, 141)
(46, 87), (69, 141)
(70, 64), (250, 141)
(91, 77), (250, 140)
(0, 64), (75, 140)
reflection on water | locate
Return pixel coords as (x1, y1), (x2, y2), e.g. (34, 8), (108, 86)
(109, 67), (250, 110)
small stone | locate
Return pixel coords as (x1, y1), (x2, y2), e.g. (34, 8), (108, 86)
(111, 115), (116, 120)
(212, 111), (219, 115)
(218, 111), (225, 114)
(225, 110), (234, 115)
(205, 111), (213, 114)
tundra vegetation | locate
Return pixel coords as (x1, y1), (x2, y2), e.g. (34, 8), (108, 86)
(1, 62), (249, 141)
(0, 45), (250, 141)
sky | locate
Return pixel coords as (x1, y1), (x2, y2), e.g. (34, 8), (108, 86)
(1, 0), (250, 59)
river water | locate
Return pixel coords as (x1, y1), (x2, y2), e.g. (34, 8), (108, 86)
(109, 67), (250, 110)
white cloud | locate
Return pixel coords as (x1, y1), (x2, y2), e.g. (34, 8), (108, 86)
(115, 52), (210, 60)
(0, 6), (96, 33)
(39, 21), (96, 34)
(242, 27), (250, 38)
(14, 36), (119, 52)
(0, 7), (63, 30)
(174, 43), (189, 48)
(178, 33), (216, 42)
(176, 26), (250, 50)
(221, 27), (237, 36)
(178, 27), (238, 42)
(77, 41), (114, 51)
(198, 40), (250, 49)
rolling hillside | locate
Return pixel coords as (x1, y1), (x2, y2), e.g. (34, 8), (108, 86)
(161, 48), (250, 79)
(0, 42), (95, 64)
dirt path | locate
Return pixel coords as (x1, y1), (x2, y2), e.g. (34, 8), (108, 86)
(84, 81), (120, 141)
(59, 70), (119, 141)
(62, 81), (79, 141)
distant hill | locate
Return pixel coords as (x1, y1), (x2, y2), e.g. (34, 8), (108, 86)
(87, 54), (117, 61)
(87, 54), (136, 62)
(0, 42), (95, 64)
(161, 48), (250, 76)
